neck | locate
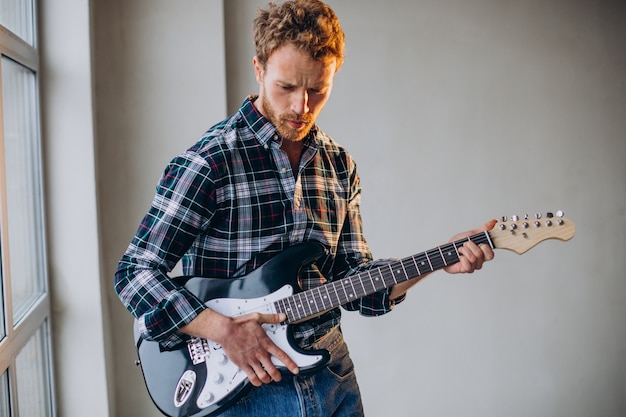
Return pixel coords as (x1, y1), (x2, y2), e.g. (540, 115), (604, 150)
(281, 139), (304, 175)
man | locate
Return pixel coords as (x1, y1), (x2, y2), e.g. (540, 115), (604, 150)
(114, 1), (495, 415)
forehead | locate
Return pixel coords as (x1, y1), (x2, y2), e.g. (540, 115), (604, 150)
(264, 43), (337, 84)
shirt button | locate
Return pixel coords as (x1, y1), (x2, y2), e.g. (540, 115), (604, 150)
(280, 167), (287, 174)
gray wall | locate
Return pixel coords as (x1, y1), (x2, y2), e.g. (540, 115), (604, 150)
(92, 0), (226, 416)
(90, 1), (625, 416)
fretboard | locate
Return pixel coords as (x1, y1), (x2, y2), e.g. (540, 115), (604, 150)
(274, 231), (494, 323)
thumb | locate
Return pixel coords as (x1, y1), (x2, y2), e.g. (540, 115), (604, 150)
(484, 218), (497, 231)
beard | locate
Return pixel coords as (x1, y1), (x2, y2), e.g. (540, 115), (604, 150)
(260, 97), (314, 143)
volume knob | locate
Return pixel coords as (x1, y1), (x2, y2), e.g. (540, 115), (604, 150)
(198, 391), (215, 408)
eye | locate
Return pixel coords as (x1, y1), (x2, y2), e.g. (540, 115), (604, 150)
(278, 84), (295, 91)
(309, 89), (326, 96)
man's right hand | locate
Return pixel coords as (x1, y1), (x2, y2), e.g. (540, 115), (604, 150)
(180, 308), (300, 387)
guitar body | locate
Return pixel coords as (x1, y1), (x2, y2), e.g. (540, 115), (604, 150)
(134, 241), (330, 417)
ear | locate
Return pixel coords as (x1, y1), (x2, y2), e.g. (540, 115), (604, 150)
(253, 56), (264, 84)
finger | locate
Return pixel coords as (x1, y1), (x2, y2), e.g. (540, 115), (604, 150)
(241, 364), (263, 387)
(460, 242), (478, 264)
(258, 355), (283, 382)
(267, 344), (300, 375)
(250, 361), (273, 385)
(250, 313), (299, 375)
(466, 241), (485, 269)
(480, 243), (495, 262)
(257, 312), (287, 325)
(455, 242), (481, 272)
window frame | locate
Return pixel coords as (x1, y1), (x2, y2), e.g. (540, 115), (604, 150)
(0, 3), (55, 415)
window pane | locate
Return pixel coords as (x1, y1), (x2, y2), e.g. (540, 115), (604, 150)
(15, 323), (52, 417)
(0, 371), (10, 416)
(0, 0), (35, 46)
(1, 57), (45, 323)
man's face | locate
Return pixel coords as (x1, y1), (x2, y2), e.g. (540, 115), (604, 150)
(254, 43), (337, 142)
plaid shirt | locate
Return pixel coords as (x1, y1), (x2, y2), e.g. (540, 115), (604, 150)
(115, 97), (401, 348)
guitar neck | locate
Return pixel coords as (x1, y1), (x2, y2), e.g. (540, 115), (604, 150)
(275, 232), (493, 323)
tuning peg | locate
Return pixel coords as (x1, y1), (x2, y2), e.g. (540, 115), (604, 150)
(501, 216), (507, 222)
(511, 215), (519, 221)
(556, 210), (564, 218)
(535, 213), (542, 219)
(547, 212), (554, 218)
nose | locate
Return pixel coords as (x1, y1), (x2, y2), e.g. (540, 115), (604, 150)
(290, 90), (309, 115)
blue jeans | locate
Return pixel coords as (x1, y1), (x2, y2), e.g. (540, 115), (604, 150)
(217, 326), (364, 417)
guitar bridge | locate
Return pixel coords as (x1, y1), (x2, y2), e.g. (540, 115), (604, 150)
(187, 337), (211, 365)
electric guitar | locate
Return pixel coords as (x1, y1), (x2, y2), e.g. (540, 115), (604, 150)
(134, 211), (575, 417)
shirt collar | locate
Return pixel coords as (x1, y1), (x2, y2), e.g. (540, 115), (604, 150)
(239, 95), (317, 150)
(239, 95), (278, 148)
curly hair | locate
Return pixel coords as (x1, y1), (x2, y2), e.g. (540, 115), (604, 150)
(253, 0), (345, 70)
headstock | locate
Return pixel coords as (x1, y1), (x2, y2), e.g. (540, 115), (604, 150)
(489, 211), (575, 254)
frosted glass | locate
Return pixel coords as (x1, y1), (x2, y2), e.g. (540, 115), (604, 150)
(1, 57), (46, 323)
(0, 0), (35, 46)
(15, 324), (52, 417)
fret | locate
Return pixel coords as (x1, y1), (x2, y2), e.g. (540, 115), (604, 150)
(390, 262), (405, 285)
(290, 293), (303, 319)
(299, 291), (315, 317)
(352, 274), (368, 299)
(424, 250), (435, 271)
(414, 252), (432, 274)
(343, 278), (358, 302)
(283, 296), (297, 321)
(380, 263), (391, 285)
(368, 269), (383, 291)
(328, 281), (341, 306)
(291, 293), (304, 321)
(320, 285), (333, 310)
(411, 254), (423, 276)
(334, 279), (348, 305)
(427, 248), (446, 270)
(381, 268), (393, 289)
(312, 286), (325, 312)
(287, 294), (302, 320)
(325, 283), (341, 308)
(452, 241), (460, 259)
(437, 246), (447, 266)
(441, 243), (460, 265)
(402, 257), (420, 279)
(361, 270), (376, 295)
(274, 297), (286, 316)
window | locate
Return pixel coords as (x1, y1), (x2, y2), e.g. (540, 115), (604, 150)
(0, 0), (55, 415)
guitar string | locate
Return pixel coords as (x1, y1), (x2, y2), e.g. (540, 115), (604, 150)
(279, 232), (493, 322)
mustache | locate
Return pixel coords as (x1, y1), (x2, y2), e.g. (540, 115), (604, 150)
(282, 114), (313, 123)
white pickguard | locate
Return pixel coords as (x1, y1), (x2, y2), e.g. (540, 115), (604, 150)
(186, 285), (324, 410)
